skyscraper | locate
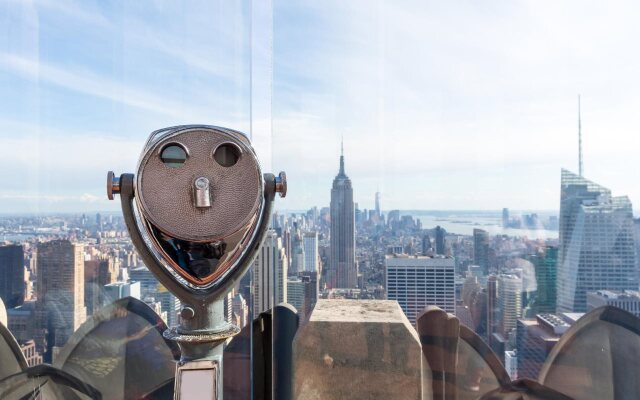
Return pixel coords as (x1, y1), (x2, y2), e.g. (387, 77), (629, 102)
(460, 274), (487, 336)
(291, 232), (305, 274)
(282, 226), (292, 262)
(303, 231), (319, 273)
(287, 277), (305, 316)
(130, 266), (160, 298)
(504, 350), (518, 380)
(329, 142), (356, 288)
(7, 301), (36, 343)
(253, 230), (288, 313)
(0, 244), (25, 308)
(387, 210), (400, 228)
(232, 293), (249, 328)
(473, 228), (490, 274)
(421, 234), (432, 255)
(157, 290), (181, 328)
(35, 240), (86, 362)
(375, 191), (381, 218)
(516, 313), (580, 380)
(557, 169), (638, 312)
(486, 275), (499, 344)
(103, 281), (141, 305)
(299, 271), (319, 322)
(634, 218), (640, 283)
(385, 254), (455, 324)
(435, 225), (446, 255)
(84, 257), (118, 315)
(287, 273), (319, 323)
(498, 274), (522, 337)
(525, 246), (557, 314)
(355, 205), (364, 225)
(587, 290), (640, 317)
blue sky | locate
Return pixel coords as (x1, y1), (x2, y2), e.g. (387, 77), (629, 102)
(1, 1), (639, 213)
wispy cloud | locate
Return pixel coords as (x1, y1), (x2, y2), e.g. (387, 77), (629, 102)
(0, 119), (138, 212)
(32, 0), (112, 28)
(0, 52), (198, 119)
(2, 1), (640, 212)
(23, 0), (249, 81)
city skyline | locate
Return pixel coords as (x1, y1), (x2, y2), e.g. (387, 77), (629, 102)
(1, 165), (638, 380)
(3, 3), (640, 394)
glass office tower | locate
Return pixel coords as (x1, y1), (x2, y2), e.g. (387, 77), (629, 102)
(557, 169), (638, 312)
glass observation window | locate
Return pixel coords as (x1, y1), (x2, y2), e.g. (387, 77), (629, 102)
(2, 1), (640, 400)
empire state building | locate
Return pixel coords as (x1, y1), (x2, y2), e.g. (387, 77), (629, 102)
(329, 143), (356, 288)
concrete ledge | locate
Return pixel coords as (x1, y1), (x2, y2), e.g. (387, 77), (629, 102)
(293, 300), (423, 400)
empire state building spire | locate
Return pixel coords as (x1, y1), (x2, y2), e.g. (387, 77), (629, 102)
(339, 137), (346, 176)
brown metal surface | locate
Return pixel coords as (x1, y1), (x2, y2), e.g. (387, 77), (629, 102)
(136, 127), (262, 243)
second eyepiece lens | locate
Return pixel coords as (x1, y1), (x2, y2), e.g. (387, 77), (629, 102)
(214, 144), (240, 167)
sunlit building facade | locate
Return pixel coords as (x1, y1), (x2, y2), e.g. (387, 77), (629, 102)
(435, 226), (446, 256)
(329, 145), (356, 288)
(557, 170), (638, 312)
(498, 274), (522, 336)
(473, 228), (490, 274)
(303, 231), (319, 273)
(525, 246), (558, 314)
(34, 240), (86, 362)
(253, 230), (288, 314)
(385, 255), (455, 324)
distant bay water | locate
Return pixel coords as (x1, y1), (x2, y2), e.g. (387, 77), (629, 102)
(406, 210), (558, 239)
(1, 232), (45, 242)
(281, 209), (560, 240)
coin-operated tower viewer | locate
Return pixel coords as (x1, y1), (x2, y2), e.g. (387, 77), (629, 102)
(107, 125), (286, 400)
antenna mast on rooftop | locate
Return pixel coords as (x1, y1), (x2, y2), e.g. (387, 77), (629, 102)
(578, 95), (583, 177)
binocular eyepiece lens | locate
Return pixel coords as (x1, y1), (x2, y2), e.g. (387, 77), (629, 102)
(161, 144), (188, 168)
(213, 143), (240, 167)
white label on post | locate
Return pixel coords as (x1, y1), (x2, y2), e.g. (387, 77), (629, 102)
(175, 361), (217, 400)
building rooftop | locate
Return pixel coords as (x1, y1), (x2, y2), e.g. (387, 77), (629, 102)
(520, 313), (585, 337)
(386, 253), (453, 259)
(561, 313), (585, 324)
(310, 300), (406, 323)
(591, 290), (640, 300)
(537, 314), (570, 335)
(105, 281), (137, 288)
(6, 301), (35, 315)
(519, 318), (563, 341)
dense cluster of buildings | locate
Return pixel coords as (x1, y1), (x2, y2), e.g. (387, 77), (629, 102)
(0, 148), (639, 383)
(0, 215), (147, 363)
(485, 170), (638, 380)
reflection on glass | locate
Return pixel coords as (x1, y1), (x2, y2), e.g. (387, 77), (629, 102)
(1, 0), (640, 399)
(213, 144), (241, 167)
(155, 228), (227, 280)
(160, 145), (188, 168)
